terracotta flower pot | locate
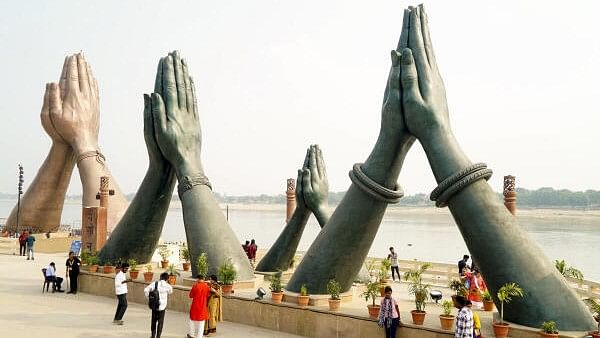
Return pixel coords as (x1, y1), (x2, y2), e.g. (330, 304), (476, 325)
(493, 323), (510, 338)
(328, 299), (341, 311)
(182, 262), (190, 271)
(160, 260), (169, 269)
(591, 331), (600, 338)
(103, 265), (115, 274)
(89, 265), (98, 273)
(411, 310), (426, 325)
(297, 295), (310, 307)
(129, 270), (139, 280)
(222, 284), (234, 295)
(439, 315), (454, 330)
(367, 304), (381, 318)
(540, 332), (559, 338)
(271, 291), (283, 303)
(483, 300), (495, 311)
(379, 285), (386, 297)
(143, 272), (154, 282)
(168, 275), (177, 285)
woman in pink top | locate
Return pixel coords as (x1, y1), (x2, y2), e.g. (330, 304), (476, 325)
(378, 286), (401, 338)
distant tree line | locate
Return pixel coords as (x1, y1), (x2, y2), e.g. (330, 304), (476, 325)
(2, 187), (599, 209)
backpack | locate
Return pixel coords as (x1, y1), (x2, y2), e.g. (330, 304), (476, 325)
(148, 281), (159, 311)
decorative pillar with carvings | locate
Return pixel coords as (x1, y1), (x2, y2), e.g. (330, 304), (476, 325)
(286, 178), (296, 223)
(81, 176), (113, 253)
(503, 175), (517, 215)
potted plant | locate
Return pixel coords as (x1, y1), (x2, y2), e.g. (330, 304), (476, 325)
(378, 259), (391, 296)
(449, 278), (468, 298)
(481, 290), (494, 311)
(439, 299), (455, 330)
(540, 321), (559, 338)
(167, 264), (180, 285)
(143, 264), (154, 282)
(492, 282), (524, 338)
(158, 247), (171, 269)
(127, 258), (139, 279)
(327, 279), (342, 311)
(297, 283), (310, 307)
(269, 271), (283, 304)
(102, 260), (115, 274)
(362, 281), (380, 318)
(403, 263), (431, 325)
(197, 252), (209, 279)
(180, 246), (191, 271)
(218, 258), (237, 295)
(583, 297), (600, 338)
(80, 250), (91, 267)
(87, 253), (99, 273)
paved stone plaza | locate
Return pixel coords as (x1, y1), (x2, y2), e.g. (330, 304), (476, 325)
(0, 252), (301, 338)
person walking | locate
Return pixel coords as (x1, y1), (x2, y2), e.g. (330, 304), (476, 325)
(378, 286), (401, 338)
(187, 274), (211, 338)
(387, 247), (400, 282)
(454, 295), (474, 338)
(113, 262), (131, 325)
(204, 274), (222, 336)
(144, 272), (173, 338)
(18, 231), (27, 256)
(247, 239), (257, 265)
(65, 251), (81, 294)
(26, 232), (36, 260)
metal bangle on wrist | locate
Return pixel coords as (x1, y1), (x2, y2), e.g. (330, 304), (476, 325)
(349, 163), (404, 204)
(77, 150), (106, 165)
(178, 173), (212, 198)
(430, 163), (493, 208)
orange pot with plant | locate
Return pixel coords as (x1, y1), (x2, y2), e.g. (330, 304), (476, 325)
(362, 281), (380, 318)
(143, 264), (154, 282)
(439, 299), (455, 330)
(297, 284), (310, 306)
(493, 282), (524, 338)
(167, 264), (180, 285)
(270, 271), (283, 304)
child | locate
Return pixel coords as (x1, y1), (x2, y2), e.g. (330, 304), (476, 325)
(378, 286), (401, 338)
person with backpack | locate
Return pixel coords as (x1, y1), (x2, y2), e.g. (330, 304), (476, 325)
(144, 272), (173, 338)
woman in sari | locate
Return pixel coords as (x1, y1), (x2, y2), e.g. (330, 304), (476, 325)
(465, 269), (487, 309)
(204, 274), (222, 336)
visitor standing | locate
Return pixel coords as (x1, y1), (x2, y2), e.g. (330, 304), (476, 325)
(242, 240), (250, 259)
(26, 232), (36, 260)
(454, 295), (474, 338)
(458, 254), (469, 277)
(144, 272), (173, 338)
(18, 231), (27, 256)
(65, 251), (81, 294)
(113, 262), (131, 325)
(204, 274), (222, 336)
(248, 239), (257, 264)
(387, 247), (400, 282)
(45, 262), (65, 292)
(378, 286), (401, 338)
(188, 275), (210, 338)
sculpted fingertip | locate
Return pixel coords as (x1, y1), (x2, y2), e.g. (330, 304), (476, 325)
(391, 50), (401, 66)
(401, 48), (413, 65)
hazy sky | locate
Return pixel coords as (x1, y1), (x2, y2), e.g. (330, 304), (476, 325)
(1, 0), (599, 197)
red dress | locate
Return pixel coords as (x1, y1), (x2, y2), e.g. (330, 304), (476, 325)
(189, 281), (210, 321)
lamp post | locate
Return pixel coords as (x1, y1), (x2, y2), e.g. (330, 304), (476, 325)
(17, 164), (24, 233)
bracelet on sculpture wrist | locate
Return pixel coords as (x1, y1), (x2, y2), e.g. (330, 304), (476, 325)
(348, 163), (404, 204)
(77, 150), (106, 165)
(178, 173), (212, 198)
(430, 164), (492, 208)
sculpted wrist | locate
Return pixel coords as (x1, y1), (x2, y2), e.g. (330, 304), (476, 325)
(77, 150), (106, 166)
(178, 173), (212, 198)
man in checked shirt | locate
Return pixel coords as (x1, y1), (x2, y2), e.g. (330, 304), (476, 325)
(454, 295), (474, 338)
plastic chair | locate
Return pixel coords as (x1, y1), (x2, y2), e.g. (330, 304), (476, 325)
(42, 268), (53, 293)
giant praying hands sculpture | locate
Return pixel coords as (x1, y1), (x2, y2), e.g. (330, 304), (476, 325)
(288, 4), (596, 331)
(5, 53), (128, 233)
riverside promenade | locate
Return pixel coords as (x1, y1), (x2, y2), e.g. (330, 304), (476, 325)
(0, 252), (301, 338)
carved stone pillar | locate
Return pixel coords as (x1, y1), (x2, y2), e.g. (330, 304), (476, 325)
(503, 175), (517, 215)
(286, 178), (296, 223)
(81, 176), (111, 253)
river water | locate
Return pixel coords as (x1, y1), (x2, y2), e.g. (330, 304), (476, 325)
(2, 200), (599, 281)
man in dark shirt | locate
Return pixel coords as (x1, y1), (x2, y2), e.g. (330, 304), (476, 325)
(66, 251), (81, 294)
(458, 254), (469, 276)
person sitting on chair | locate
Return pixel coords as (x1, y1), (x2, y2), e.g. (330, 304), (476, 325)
(45, 262), (64, 293)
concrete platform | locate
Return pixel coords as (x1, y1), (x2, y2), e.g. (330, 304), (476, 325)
(0, 252), (301, 338)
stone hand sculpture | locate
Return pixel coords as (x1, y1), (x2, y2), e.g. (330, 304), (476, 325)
(256, 145), (329, 272)
(149, 51), (254, 280)
(49, 54), (128, 231)
(399, 4), (595, 330)
(97, 79), (177, 263)
(4, 84), (77, 233)
(286, 19), (415, 293)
